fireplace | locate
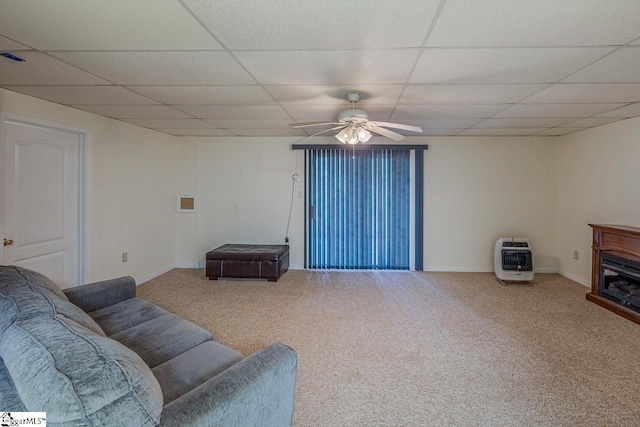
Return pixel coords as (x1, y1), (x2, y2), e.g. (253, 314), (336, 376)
(587, 224), (640, 324)
(600, 253), (640, 311)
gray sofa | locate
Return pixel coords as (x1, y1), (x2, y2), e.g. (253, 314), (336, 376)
(0, 266), (297, 426)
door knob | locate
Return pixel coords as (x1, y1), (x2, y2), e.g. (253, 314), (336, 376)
(3, 238), (13, 247)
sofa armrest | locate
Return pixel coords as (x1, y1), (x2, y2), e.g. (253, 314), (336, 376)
(160, 343), (297, 427)
(63, 276), (136, 312)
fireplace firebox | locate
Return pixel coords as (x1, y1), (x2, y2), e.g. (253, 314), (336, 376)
(601, 253), (640, 311)
(587, 224), (640, 324)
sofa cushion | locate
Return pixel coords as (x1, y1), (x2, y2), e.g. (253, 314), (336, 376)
(152, 341), (245, 404)
(111, 313), (213, 368)
(89, 297), (169, 336)
(0, 266), (104, 337)
(0, 357), (27, 412)
(2, 265), (67, 299)
(0, 296), (17, 336)
(0, 315), (163, 426)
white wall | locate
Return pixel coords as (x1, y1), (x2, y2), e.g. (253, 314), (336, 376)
(0, 88), (178, 284)
(423, 137), (557, 272)
(174, 136), (559, 272)
(174, 137), (305, 269)
(555, 116), (640, 286)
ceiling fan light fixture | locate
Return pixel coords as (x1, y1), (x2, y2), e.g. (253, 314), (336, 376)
(336, 125), (369, 145)
(347, 131), (359, 145)
(335, 127), (352, 144)
(357, 127), (372, 143)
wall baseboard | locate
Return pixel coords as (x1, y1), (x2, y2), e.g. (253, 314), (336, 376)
(175, 263), (200, 269)
(534, 267), (558, 273)
(136, 265), (175, 285)
(423, 266), (494, 272)
(423, 267), (558, 273)
(558, 270), (590, 287)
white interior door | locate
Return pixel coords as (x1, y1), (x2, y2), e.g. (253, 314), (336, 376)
(2, 120), (81, 287)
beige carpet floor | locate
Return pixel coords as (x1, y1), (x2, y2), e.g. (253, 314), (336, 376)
(139, 269), (640, 426)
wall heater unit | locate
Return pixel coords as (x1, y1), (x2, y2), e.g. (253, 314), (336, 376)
(494, 238), (534, 283)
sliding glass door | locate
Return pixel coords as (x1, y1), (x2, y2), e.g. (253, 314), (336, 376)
(307, 148), (410, 270)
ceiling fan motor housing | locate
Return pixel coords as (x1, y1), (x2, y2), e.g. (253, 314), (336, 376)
(338, 108), (369, 123)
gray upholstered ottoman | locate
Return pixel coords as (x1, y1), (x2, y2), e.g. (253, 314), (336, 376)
(206, 244), (290, 282)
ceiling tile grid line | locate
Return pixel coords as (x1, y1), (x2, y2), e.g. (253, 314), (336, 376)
(26, 45), (640, 53)
(390, 0), (448, 119)
(557, 46), (628, 83)
(176, 0), (232, 51)
(223, 50), (300, 126)
(0, 52), (215, 125)
(175, 0), (300, 125)
(1, 1), (640, 137)
(40, 51), (120, 85)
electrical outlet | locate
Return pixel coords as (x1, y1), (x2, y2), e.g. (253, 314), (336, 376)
(573, 250), (579, 260)
(122, 252), (128, 263)
(298, 190), (303, 199)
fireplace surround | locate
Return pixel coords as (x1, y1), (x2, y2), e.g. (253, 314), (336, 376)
(587, 224), (640, 324)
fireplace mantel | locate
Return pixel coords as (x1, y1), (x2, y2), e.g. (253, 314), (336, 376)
(587, 224), (640, 324)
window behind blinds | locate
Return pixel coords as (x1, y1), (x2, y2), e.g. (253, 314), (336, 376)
(308, 148), (410, 270)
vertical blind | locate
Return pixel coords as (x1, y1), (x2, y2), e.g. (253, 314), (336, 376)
(308, 148), (410, 270)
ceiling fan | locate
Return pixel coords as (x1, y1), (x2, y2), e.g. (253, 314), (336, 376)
(290, 92), (423, 144)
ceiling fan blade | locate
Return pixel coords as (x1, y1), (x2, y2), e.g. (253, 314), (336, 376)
(370, 121), (423, 133)
(293, 125), (346, 143)
(369, 125), (405, 141)
(290, 121), (342, 128)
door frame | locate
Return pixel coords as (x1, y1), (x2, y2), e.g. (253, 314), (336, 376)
(0, 111), (92, 284)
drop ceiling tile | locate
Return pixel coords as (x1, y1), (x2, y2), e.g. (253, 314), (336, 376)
(283, 105), (394, 121)
(397, 119), (483, 129)
(411, 48), (612, 84)
(5, 86), (159, 105)
(392, 104), (509, 119)
(156, 129), (233, 136)
(282, 106), (345, 121)
(204, 119), (294, 129)
(393, 128), (464, 136)
(534, 128), (586, 136)
(522, 84), (640, 103)
(596, 103), (640, 117)
(0, 52), (108, 85)
(474, 118), (578, 128)
(400, 84), (548, 104)
(427, 0), (640, 47)
(70, 105), (191, 119)
(0, 0), (221, 50)
(265, 85), (404, 105)
(121, 119), (214, 129)
(0, 35), (31, 50)
(234, 50), (419, 85)
(494, 103), (626, 118)
(458, 128), (546, 136)
(173, 105), (290, 119)
(225, 128), (307, 137)
(411, 129), (464, 136)
(182, 0), (440, 49)
(559, 117), (625, 127)
(52, 52), (253, 85)
(301, 125), (348, 137)
(129, 86), (276, 105)
(564, 48), (640, 83)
